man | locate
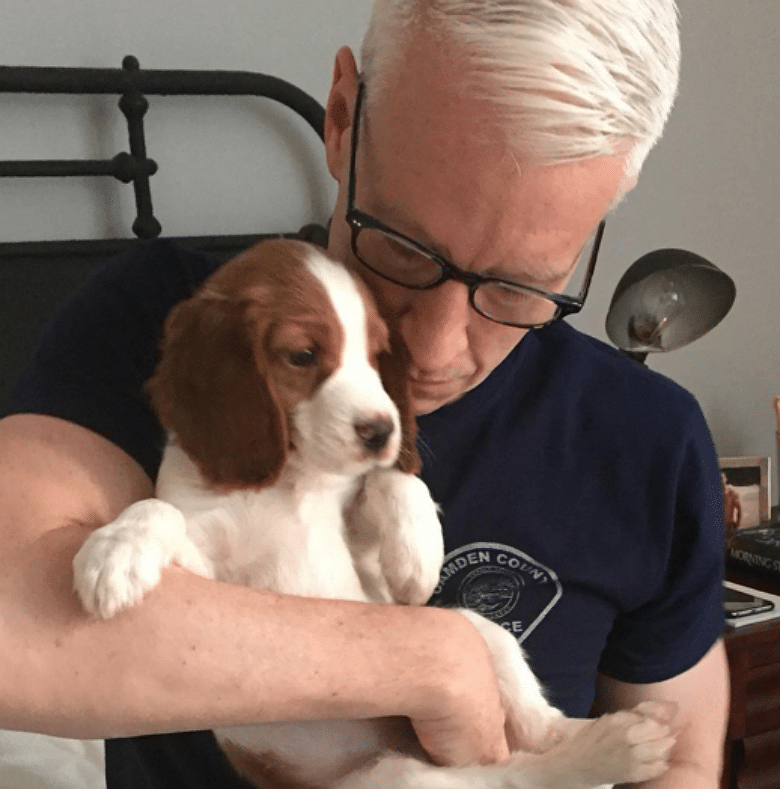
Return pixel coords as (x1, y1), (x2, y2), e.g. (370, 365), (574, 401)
(0, 1), (728, 787)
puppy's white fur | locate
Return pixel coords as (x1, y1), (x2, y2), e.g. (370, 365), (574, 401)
(73, 243), (675, 789)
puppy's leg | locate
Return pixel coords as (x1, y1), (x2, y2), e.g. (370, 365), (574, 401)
(335, 714), (673, 789)
(522, 702), (676, 788)
(352, 469), (444, 606)
(458, 610), (678, 769)
(335, 706), (674, 789)
(73, 499), (211, 618)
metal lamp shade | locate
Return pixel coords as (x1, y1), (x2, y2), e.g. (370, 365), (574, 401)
(606, 249), (736, 355)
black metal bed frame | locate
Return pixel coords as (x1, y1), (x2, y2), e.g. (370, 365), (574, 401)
(0, 55), (325, 240)
(0, 57), (327, 407)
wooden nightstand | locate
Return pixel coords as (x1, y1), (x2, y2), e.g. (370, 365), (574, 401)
(723, 568), (780, 789)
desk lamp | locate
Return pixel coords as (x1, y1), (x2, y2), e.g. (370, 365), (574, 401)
(605, 248), (736, 364)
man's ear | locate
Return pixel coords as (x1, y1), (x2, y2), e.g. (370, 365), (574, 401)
(325, 46), (360, 182)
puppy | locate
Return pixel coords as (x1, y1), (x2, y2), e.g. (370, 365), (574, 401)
(73, 239), (675, 789)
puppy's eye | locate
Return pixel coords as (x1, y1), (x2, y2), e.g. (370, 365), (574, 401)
(284, 348), (318, 368)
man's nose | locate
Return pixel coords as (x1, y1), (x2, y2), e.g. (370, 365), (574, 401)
(398, 280), (471, 372)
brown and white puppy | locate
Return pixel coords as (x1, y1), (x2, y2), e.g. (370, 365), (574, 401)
(73, 239), (675, 789)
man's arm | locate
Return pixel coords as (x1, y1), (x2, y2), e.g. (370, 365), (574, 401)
(595, 640), (730, 789)
(0, 413), (509, 767)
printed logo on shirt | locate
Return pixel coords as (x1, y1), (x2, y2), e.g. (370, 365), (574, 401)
(429, 542), (562, 643)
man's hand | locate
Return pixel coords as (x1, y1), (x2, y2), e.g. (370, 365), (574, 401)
(406, 609), (511, 766)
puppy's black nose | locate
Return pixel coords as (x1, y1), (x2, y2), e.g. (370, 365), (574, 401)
(355, 418), (395, 452)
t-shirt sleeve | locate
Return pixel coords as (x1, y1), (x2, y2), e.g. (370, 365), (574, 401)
(598, 398), (726, 684)
(2, 241), (220, 481)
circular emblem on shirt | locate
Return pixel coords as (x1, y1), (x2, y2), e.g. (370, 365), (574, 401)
(458, 565), (524, 619)
(430, 542), (562, 643)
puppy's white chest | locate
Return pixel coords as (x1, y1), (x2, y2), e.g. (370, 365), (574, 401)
(173, 471), (368, 602)
(235, 489), (366, 600)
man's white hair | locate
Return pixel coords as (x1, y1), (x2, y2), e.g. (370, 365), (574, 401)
(360, 0), (681, 183)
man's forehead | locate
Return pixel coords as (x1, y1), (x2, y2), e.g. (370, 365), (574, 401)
(360, 138), (613, 287)
(357, 65), (623, 285)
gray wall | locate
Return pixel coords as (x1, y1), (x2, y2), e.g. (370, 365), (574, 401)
(1, 0), (779, 502)
(571, 0), (780, 504)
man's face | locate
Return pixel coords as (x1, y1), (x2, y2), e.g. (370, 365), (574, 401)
(325, 46), (628, 415)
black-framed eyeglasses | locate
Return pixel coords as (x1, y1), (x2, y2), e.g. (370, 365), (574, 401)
(345, 79), (605, 330)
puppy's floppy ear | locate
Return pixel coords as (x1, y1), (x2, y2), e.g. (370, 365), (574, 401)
(147, 289), (287, 490)
(379, 332), (421, 475)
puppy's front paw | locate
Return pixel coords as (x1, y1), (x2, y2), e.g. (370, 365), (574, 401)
(73, 499), (198, 618)
(550, 702), (676, 788)
(368, 470), (444, 606)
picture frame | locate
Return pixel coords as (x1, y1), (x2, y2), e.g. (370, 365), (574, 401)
(720, 456), (771, 529)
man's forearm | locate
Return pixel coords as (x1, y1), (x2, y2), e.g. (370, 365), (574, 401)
(0, 522), (480, 739)
(0, 413), (405, 737)
(0, 415), (510, 766)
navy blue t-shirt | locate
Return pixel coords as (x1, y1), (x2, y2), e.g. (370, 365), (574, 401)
(4, 239), (726, 789)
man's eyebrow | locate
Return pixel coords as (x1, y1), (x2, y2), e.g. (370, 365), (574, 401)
(375, 200), (452, 254)
(507, 257), (579, 287)
(372, 198), (579, 287)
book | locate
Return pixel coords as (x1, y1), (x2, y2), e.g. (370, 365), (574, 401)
(726, 521), (780, 578)
(724, 581), (780, 628)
